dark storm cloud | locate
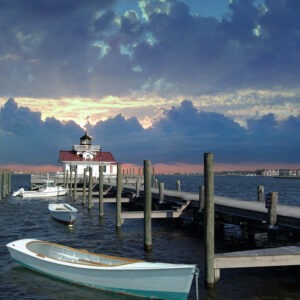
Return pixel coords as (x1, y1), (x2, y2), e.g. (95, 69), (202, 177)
(88, 100), (300, 165)
(0, 0), (300, 98)
(0, 98), (83, 164)
(1, 98), (299, 165)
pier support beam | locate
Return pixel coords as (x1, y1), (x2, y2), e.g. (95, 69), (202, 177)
(199, 186), (205, 211)
(74, 167), (78, 202)
(257, 185), (264, 202)
(159, 182), (164, 203)
(99, 165), (104, 217)
(69, 170), (73, 197)
(144, 160), (152, 251)
(66, 170), (69, 194)
(176, 180), (181, 192)
(8, 170), (11, 194)
(204, 152), (215, 288)
(136, 179), (140, 197)
(0, 170), (2, 200)
(82, 168), (87, 206)
(268, 192), (278, 226)
(88, 167), (93, 210)
(116, 164), (122, 228)
(63, 171), (66, 188)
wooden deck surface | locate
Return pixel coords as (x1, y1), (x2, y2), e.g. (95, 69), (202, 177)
(214, 245), (300, 269)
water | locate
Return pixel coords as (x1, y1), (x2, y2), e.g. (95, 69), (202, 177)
(1, 174), (300, 300)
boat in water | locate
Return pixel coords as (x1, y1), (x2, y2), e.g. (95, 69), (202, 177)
(48, 203), (78, 226)
(13, 180), (68, 198)
(6, 239), (198, 300)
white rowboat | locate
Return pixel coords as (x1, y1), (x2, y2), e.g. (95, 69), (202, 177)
(13, 180), (68, 198)
(7, 239), (198, 299)
(48, 203), (78, 226)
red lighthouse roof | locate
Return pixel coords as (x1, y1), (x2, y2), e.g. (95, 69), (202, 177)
(59, 151), (116, 163)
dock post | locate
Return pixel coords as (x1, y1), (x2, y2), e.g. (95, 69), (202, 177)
(116, 164), (122, 228)
(8, 170), (11, 194)
(99, 165), (104, 217)
(82, 168), (86, 206)
(176, 180), (181, 192)
(66, 170), (69, 194)
(62, 170), (65, 188)
(257, 185), (264, 202)
(0, 170), (2, 200)
(3, 169), (6, 198)
(199, 186), (205, 210)
(204, 152), (215, 288)
(152, 167), (155, 188)
(122, 169), (125, 176)
(74, 167), (78, 202)
(268, 192), (278, 226)
(159, 182), (164, 203)
(88, 167), (93, 210)
(138, 168), (141, 176)
(136, 179), (140, 197)
(144, 160), (152, 251)
(69, 170), (73, 197)
(154, 178), (158, 188)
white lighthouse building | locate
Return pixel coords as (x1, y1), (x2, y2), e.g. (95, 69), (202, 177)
(58, 133), (117, 177)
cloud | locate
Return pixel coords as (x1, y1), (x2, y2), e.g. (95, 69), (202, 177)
(0, 98), (84, 164)
(0, 0), (299, 100)
(1, 98), (300, 167)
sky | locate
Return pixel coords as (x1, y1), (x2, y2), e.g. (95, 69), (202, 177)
(1, 0), (300, 173)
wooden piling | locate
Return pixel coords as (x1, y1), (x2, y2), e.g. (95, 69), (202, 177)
(74, 167), (78, 202)
(268, 192), (278, 226)
(144, 160), (152, 251)
(176, 180), (181, 192)
(138, 168), (141, 176)
(82, 168), (86, 205)
(66, 170), (69, 193)
(159, 182), (164, 203)
(136, 179), (140, 197)
(8, 170), (11, 194)
(154, 178), (158, 188)
(99, 165), (104, 217)
(116, 164), (122, 228)
(199, 185), (205, 210)
(69, 170), (73, 197)
(152, 167), (155, 188)
(88, 167), (93, 210)
(257, 185), (264, 202)
(0, 170), (2, 200)
(63, 171), (66, 188)
(3, 169), (6, 198)
(204, 152), (215, 287)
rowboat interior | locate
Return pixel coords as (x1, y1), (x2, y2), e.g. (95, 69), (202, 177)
(26, 241), (142, 266)
(51, 204), (72, 211)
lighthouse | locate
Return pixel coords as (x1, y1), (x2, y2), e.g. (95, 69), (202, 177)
(58, 133), (117, 177)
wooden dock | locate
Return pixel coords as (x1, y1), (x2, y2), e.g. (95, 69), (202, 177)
(214, 245), (300, 269)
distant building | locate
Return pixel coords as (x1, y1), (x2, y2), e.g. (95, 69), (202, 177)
(256, 169), (279, 176)
(58, 133), (117, 177)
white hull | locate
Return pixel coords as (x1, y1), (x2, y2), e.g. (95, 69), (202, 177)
(48, 204), (78, 225)
(21, 188), (68, 198)
(13, 180), (68, 198)
(7, 239), (197, 299)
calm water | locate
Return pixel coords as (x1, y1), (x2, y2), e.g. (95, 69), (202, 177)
(1, 174), (300, 300)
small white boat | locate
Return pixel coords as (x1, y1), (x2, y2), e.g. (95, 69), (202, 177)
(7, 239), (198, 300)
(13, 180), (68, 198)
(48, 203), (78, 226)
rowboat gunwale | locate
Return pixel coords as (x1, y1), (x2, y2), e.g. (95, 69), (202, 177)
(26, 240), (144, 267)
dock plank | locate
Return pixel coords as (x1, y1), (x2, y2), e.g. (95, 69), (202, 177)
(214, 246), (300, 269)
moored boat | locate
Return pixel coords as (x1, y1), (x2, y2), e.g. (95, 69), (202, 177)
(48, 203), (78, 226)
(13, 180), (68, 198)
(6, 239), (198, 300)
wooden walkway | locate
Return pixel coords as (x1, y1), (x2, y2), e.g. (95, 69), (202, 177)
(119, 183), (300, 229)
(214, 245), (300, 269)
